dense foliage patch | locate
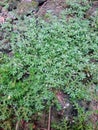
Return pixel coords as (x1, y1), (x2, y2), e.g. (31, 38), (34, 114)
(0, 0), (98, 129)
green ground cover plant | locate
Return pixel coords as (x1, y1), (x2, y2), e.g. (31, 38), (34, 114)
(0, 0), (98, 129)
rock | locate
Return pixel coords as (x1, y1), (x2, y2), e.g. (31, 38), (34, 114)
(16, 0), (38, 15)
